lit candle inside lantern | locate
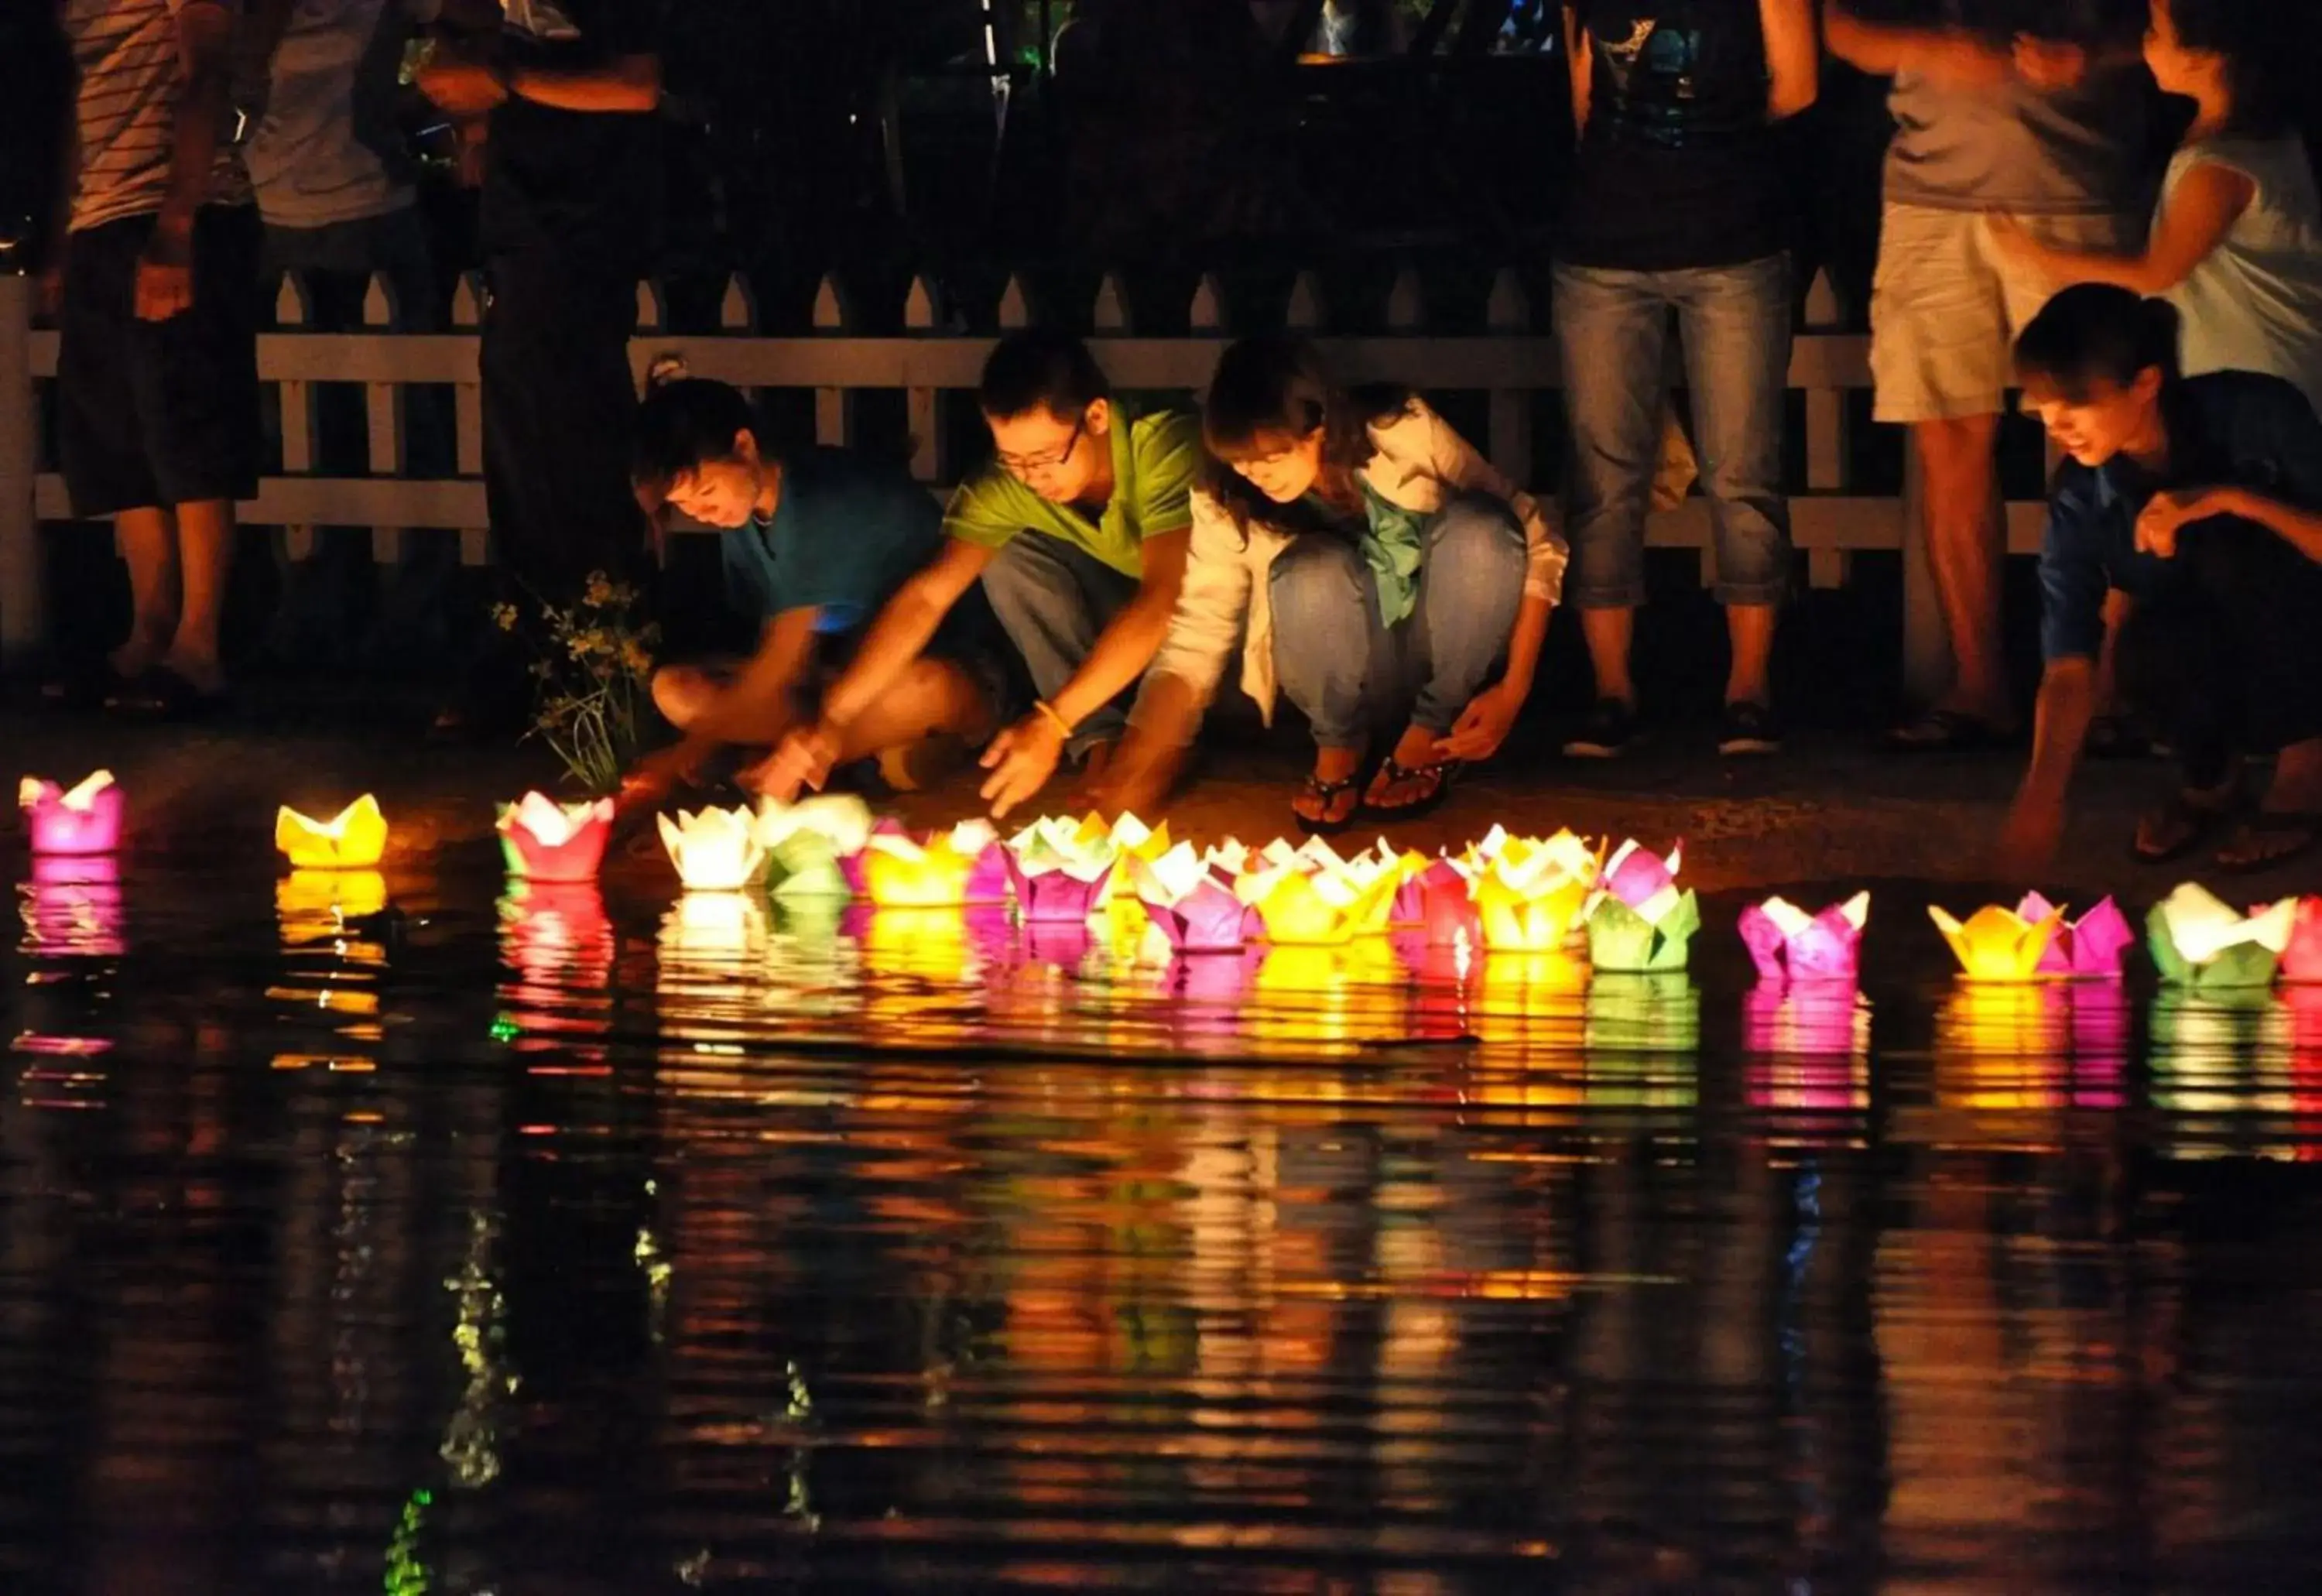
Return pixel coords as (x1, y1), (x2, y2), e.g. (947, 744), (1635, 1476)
(1002, 831), (1115, 925)
(656, 804), (769, 892)
(1738, 893), (1870, 985)
(756, 793), (876, 898)
(2146, 882), (2295, 989)
(19, 770), (125, 855)
(1232, 837), (1401, 946)
(276, 795), (389, 869)
(859, 820), (1008, 908)
(1134, 841), (1260, 954)
(2015, 892), (2134, 978)
(1927, 900), (2063, 983)
(496, 792), (613, 882)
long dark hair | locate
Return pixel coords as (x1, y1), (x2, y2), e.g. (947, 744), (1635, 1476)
(2166, 0), (2310, 139)
(1200, 336), (1413, 539)
(2012, 283), (2183, 399)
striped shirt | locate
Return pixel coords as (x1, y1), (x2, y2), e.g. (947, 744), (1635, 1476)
(66, 0), (252, 235)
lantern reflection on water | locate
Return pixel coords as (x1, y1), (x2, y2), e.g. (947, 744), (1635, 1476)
(18, 852), (127, 960)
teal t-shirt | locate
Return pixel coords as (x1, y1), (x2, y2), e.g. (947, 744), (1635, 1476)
(721, 447), (944, 634)
(943, 407), (1200, 578)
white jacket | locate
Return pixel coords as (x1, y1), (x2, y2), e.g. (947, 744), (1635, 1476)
(1142, 398), (1565, 725)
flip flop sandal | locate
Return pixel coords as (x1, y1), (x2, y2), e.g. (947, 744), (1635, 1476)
(2131, 793), (2233, 865)
(2215, 811), (2322, 874)
(1293, 772), (1362, 837)
(1363, 756), (1461, 823)
(1887, 707), (2013, 752)
(104, 665), (225, 723)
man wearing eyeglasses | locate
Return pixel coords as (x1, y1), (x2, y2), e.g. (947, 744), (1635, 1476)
(756, 329), (1200, 817)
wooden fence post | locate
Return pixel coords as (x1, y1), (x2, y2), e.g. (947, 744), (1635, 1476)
(276, 272), (319, 563)
(812, 277), (851, 447)
(902, 275), (944, 485)
(0, 272), (39, 663)
(362, 273), (407, 567)
(1800, 270), (1851, 590)
(451, 272), (488, 567)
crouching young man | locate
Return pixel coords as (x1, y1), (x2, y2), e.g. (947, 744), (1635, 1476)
(756, 329), (1200, 818)
(2000, 284), (2322, 875)
(625, 378), (1004, 800)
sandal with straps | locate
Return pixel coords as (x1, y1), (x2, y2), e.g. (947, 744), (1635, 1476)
(1293, 771), (1362, 837)
(1364, 755), (1461, 823)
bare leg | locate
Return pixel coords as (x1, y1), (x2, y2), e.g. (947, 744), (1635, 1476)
(1913, 416), (2015, 728)
(833, 656), (994, 765)
(649, 663), (737, 731)
(1725, 602), (1776, 708)
(1579, 605), (1637, 708)
(110, 505), (180, 679)
(161, 498), (235, 696)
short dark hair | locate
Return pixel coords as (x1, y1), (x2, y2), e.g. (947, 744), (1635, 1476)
(632, 377), (759, 512)
(978, 328), (1110, 420)
(2013, 283), (2183, 399)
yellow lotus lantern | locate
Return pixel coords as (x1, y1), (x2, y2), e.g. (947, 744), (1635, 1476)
(1928, 901), (2063, 983)
(275, 795), (388, 869)
(1232, 837), (1401, 945)
(859, 820), (1006, 908)
(656, 805), (769, 892)
(1471, 830), (1600, 953)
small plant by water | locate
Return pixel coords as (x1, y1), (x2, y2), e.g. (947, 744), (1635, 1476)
(494, 573), (659, 796)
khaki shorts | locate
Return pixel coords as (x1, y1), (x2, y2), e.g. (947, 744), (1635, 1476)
(1869, 202), (2143, 423)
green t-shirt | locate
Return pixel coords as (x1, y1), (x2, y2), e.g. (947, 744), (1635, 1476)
(943, 407), (1200, 578)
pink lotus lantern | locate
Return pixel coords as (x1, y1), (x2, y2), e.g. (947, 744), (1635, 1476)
(1002, 815), (1122, 924)
(1738, 893), (1871, 984)
(1599, 837), (1681, 905)
(1391, 855), (1479, 947)
(19, 771), (125, 855)
(497, 792), (614, 882)
(1135, 842), (1260, 954)
(2019, 892), (2135, 978)
(2283, 897), (2322, 984)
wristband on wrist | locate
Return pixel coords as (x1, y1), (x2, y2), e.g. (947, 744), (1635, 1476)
(1033, 699), (1074, 740)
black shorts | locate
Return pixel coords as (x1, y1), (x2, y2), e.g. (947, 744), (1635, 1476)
(56, 204), (262, 519)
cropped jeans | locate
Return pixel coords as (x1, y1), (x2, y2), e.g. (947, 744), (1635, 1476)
(1266, 495), (1527, 750)
(1553, 251), (1793, 610)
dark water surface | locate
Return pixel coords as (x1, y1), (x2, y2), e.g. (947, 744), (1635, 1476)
(8, 854), (2322, 1594)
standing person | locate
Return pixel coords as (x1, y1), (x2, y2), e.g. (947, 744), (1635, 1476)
(245, 0), (451, 670)
(1553, 0), (1818, 760)
(1091, 337), (1565, 831)
(1988, 0), (2322, 416)
(1998, 285), (2322, 875)
(1826, 0), (2152, 748)
(620, 377), (1003, 798)
(52, 0), (262, 715)
(758, 329), (1201, 819)
(415, 0), (663, 727)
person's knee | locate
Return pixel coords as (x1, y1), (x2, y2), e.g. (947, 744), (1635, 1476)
(978, 534), (1063, 615)
(1429, 496), (1525, 570)
(1269, 535), (1366, 618)
(1913, 416), (1999, 481)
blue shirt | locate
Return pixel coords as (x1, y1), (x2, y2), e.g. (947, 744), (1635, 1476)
(2039, 371), (2322, 662)
(721, 447), (944, 636)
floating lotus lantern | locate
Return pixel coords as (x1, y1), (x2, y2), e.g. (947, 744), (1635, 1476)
(2146, 882), (2295, 989)
(2017, 892), (2134, 978)
(1471, 830), (1599, 954)
(1135, 841), (1259, 954)
(1738, 893), (1870, 984)
(276, 795), (388, 869)
(1928, 900), (2062, 983)
(1585, 839), (1698, 973)
(2284, 897), (2322, 985)
(19, 770), (124, 855)
(1003, 813), (1125, 924)
(1233, 837), (1401, 945)
(496, 792), (613, 882)
(755, 793), (875, 898)
(656, 804), (768, 892)
(858, 820), (1007, 908)
(1390, 854), (1480, 950)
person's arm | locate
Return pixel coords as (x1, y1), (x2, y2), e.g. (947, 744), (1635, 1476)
(1821, 0), (2008, 84)
(136, 0), (237, 322)
(1561, 5), (1591, 135)
(1990, 163), (2253, 293)
(1762, 0), (1819, 121)
(1999, 486), (2108, 870)
(2144, 484), (2322, 564)
(687, 608), (817, 747)
(506, 51), (660, 113)
(978, 526), (1190, 817)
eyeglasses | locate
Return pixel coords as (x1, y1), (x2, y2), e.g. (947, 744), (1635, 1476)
(995, 413), (1087, 479)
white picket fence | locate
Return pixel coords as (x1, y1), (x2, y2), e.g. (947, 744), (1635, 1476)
(0, 265), (2046, 691)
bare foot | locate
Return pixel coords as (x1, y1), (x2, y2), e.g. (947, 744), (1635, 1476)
(158, 646), (227, 699)
(1293, 745), (1364, 831)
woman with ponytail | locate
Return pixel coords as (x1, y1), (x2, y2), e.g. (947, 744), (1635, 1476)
(2001, 284), (2322, 874)
(1091, 337), (1566, 833)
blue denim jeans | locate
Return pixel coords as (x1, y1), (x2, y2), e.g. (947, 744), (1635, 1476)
(1553, 252), (1793, 609)
(1268, 495), (1526, 749)
(978, 529), (1142, 757)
